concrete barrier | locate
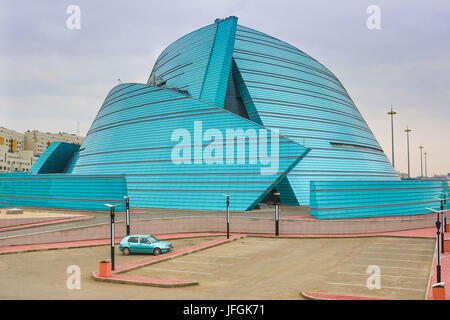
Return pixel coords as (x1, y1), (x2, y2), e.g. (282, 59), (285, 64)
(0, 214), (436, 247)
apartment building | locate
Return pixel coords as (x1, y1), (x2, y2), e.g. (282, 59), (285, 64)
(0, 127), (25, 153)
(24, 130), (84, 156)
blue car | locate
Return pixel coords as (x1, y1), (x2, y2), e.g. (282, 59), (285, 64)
(119, 235), (173, 256)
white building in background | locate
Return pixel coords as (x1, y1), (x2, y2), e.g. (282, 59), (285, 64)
(23, 130), (84, 156)
(0, 127), (25, 153)
(0, 145), (37, 172)
(0, 127), (84, 172)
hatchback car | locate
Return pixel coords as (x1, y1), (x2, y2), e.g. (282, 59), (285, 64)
(119, 235), (173, 256)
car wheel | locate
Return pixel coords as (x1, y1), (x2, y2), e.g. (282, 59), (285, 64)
(123, 247), (131, 256)
(153, 248), (161, 256)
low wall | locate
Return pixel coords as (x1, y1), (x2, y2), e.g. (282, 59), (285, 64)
(0, 173), (128, 211)
(0, 215), (436, 247)
(310, 180), (449, 219)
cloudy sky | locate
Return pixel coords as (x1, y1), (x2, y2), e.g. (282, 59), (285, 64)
(0, 0), (449, 177)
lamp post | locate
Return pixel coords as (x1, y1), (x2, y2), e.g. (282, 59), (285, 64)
(387, 106), (397, 168)
(273, 192), (280, 236)
(104, 203), (120, 271)
(223, 194), (232, 239)
(419, 145), (424, 178)
(436, 214), (442, 283)
(445, 194), (448, 232)
(427, 207), (444, 283)
(124, 196), (131, 236)
(424, 152), (428, 178)
(404, 126), (412, 178)
(441, 199), (445, 252)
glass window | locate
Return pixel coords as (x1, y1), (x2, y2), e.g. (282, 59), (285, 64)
(140, 237), (150, 244)
(128, 237), (139, 243)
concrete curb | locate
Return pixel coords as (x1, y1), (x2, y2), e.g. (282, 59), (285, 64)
(0, 215), (93, 232)
(91, 272), (199, 288)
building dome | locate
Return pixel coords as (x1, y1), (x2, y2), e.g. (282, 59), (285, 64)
(71, 16), (398, 210)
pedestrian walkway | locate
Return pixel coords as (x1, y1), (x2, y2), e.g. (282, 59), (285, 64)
(428, 252), (450, 300)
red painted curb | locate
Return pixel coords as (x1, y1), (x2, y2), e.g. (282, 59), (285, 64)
(301, 291), (390, 300)
(92, 272), (198, 287)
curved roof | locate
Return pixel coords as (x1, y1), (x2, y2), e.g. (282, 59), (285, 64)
(72, 17), (397, 209)
(145, 17), (399, 205)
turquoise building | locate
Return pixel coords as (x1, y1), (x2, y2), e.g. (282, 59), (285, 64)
(2, 16), (445, 217)
(69, 16), (397, 209)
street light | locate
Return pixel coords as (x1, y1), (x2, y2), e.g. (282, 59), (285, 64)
(419, 145), (424, 178)
(124, 196), (131, 236)
(424, 152), (428, 178)
(436, 214), (442, 283)
(439, 198), (445, 253)
(104, 203), (120, 271)
(436, 195), (450, 246)
(445, 193), (449, 232)
(273, 192), (280, 236)
(404, 126), (412, 178)
(427, 207), (445, 283)
(387, 106), (397, 168)
(223, 194), (232, 239)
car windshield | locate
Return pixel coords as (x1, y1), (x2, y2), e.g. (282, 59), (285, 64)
(150, 235), (159, 242)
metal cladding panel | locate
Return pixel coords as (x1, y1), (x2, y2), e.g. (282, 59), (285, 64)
(0, 173), (127, 211)
(199, 17), (237, 107)
(310, 180), (449, 219)
(72, 83), (309, 211)
(147, 23), (217, 99)
(65, 151), (79, 174)
(30, 142), (80, 174)
(148, 17), (237, 108)
(232, 25), (399, 205)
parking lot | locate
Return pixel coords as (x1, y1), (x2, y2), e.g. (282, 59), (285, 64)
(125, 236), (434, 299)
(320, 237), (434, 299)
(0, 236), (222, 299)
(0, 235), (435, 299)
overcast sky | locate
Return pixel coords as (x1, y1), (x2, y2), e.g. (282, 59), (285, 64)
(0, 0), (449, 177)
